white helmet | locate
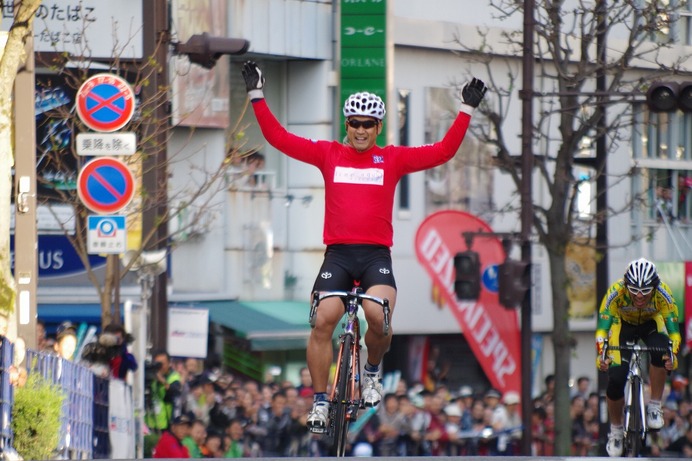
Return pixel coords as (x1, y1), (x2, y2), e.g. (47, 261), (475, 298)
(343, 92), (386, 120)
(624, 258), (659, 288)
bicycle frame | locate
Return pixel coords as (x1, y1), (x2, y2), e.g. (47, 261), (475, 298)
(601, 339), (673, 457)
(309, 287), (390, 457)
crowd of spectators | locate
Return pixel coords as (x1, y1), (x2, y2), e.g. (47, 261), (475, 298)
(143, 359), (691, 458)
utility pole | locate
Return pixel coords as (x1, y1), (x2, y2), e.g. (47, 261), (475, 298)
(595, 0), (610, 454)
(141, 0), (170, 352)
(13, 31), (37, 349)
(520, 0), (535, 454)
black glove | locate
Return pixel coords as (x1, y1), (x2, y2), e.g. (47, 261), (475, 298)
(242, 61), (265, 99)
(460, 77), (488, 109)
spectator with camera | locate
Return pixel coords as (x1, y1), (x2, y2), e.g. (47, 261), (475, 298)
(145, 350), (184, 434)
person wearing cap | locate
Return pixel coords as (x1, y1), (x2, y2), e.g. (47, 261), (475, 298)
(495, 391), (522, 455)
(145, 350), (183, 434)
(241, 60), (487, 434)
(152, 413), (192, 458)
(456, 386), (474, 433)
(54, 321), (77, 360)
(444, 403), (463, 455)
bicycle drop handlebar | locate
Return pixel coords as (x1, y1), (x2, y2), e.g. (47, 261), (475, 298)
(600, 339), (674, 364)
(309, 289), (391, 336)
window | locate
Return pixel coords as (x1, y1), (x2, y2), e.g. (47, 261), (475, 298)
(633, 105), (692, 222)
(678, 0), (692, 44)
(640, 0), (692, 44)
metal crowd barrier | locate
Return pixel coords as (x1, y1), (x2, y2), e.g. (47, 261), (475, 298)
(0, 338), (13, 452)
(26, 350), (94, 459)
(92, 375), (110, 459)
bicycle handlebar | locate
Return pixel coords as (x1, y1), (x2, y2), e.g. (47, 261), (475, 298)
(309, 289), (391, 336)
(601, 339), (674, 361)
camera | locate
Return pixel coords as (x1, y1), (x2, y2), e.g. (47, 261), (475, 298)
(144, 360), (163, 382)
(143, 361), (163, 412)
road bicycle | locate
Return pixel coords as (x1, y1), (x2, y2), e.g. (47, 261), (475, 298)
(308, 287), (390, 457)
(601, 339), (673, 457)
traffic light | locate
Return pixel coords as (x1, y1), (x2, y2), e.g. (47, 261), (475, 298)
(175, 32), (250, 69)
(454, 251), (481, 300)
(646, 81), (692, 113)
(498, 260), (530, 308)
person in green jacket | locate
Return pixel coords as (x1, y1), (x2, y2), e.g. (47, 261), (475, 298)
(224, 418), (249, 458)
(182, 419), (206, 458)
(144, 350), (183, 433)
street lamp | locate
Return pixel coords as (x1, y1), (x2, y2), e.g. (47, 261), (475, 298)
(123, 249), (167, 355)
(173, 32), (250, 69)
(122, 248), (165, 458)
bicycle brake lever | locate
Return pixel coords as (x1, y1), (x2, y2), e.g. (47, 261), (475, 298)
(309, 291), (319, 328)
(382, 299), (390, 337)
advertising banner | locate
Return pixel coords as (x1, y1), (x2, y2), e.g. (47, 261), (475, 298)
(685, 262), (692, 351)
(167, 307), (209, 358)
(415, 210), (521, 393)
(109, 379), (135, 458)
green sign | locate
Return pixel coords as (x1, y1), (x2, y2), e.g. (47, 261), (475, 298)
(341, 15), (386, 48)
(341, 0), (386, 15)
(341, 47), (386, 79)
(340, 0), (388, 144)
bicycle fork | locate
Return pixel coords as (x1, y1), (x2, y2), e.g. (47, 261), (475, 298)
(623, 364), (646, 443)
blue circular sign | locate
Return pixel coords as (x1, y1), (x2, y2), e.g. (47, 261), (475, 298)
(76, 74), (135, 132)
(482, 264), (500, 293)
(77, 157), (135, 214)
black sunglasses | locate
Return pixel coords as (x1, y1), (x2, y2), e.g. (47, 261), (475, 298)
(347, 119), (378, 129)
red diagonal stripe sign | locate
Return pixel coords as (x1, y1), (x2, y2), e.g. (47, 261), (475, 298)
(415, 210), (521, 394)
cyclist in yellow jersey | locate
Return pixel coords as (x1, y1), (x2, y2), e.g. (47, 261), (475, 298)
(595, 258), (681, 457)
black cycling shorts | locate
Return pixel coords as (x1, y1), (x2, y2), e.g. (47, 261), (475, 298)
(311, 244), (397, 293)
(606, 319), (670, 401)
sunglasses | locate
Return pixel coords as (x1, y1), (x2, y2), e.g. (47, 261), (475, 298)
(347, 119), (378, 129)
(627, 285), (654, 296)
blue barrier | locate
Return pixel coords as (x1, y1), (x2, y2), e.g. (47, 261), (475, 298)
(0, 337), (14, 450)
(25, 350), (94, 459)
(92, 376), (110, 458)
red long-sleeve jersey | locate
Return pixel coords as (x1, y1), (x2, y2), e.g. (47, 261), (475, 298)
(252, 99), (472, 247)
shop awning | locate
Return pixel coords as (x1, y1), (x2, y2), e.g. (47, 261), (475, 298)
(190, 300), (312, 351)
(38, 303), (112, 334)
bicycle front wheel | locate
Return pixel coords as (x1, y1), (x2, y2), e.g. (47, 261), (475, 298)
(331, 334), (354, 457)
(625, 376), (644, 457)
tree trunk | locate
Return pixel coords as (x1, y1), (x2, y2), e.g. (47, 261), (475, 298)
(0, 1), (44, 316)
(547, 242), (573, 455)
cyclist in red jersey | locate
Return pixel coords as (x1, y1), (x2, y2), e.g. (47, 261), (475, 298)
(241, 61), (487, 432)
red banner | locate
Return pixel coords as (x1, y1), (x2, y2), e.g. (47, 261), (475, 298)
(415, 210), (521, 394)
(685, 262), (692, 351)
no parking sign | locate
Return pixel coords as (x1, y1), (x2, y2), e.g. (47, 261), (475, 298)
(77, 157), (135, 214)
(76, 74), (135, 132)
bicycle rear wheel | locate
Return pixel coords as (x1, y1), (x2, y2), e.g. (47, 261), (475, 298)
(330, 334), (354, 457)
(625, 376), (644, 457)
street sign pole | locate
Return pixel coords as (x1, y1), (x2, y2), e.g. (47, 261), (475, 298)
(13, 30), (38, 350)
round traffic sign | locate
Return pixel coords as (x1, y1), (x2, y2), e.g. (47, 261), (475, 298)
(77, 157), (135, 214)
(76, 74), (136, 132)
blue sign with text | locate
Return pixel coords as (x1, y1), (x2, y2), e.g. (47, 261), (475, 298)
(10, 234), (106, 278)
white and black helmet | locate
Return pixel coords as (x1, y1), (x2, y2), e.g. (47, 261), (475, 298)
(343, 92), (386, 120)
(624, 258), (660, 288)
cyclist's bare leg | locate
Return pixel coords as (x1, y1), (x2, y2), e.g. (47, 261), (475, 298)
(307, 297), (343, 392)
(608, 397), (624, 426)
(648, 365), (666, 401)
(362, 285), (397, 365)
